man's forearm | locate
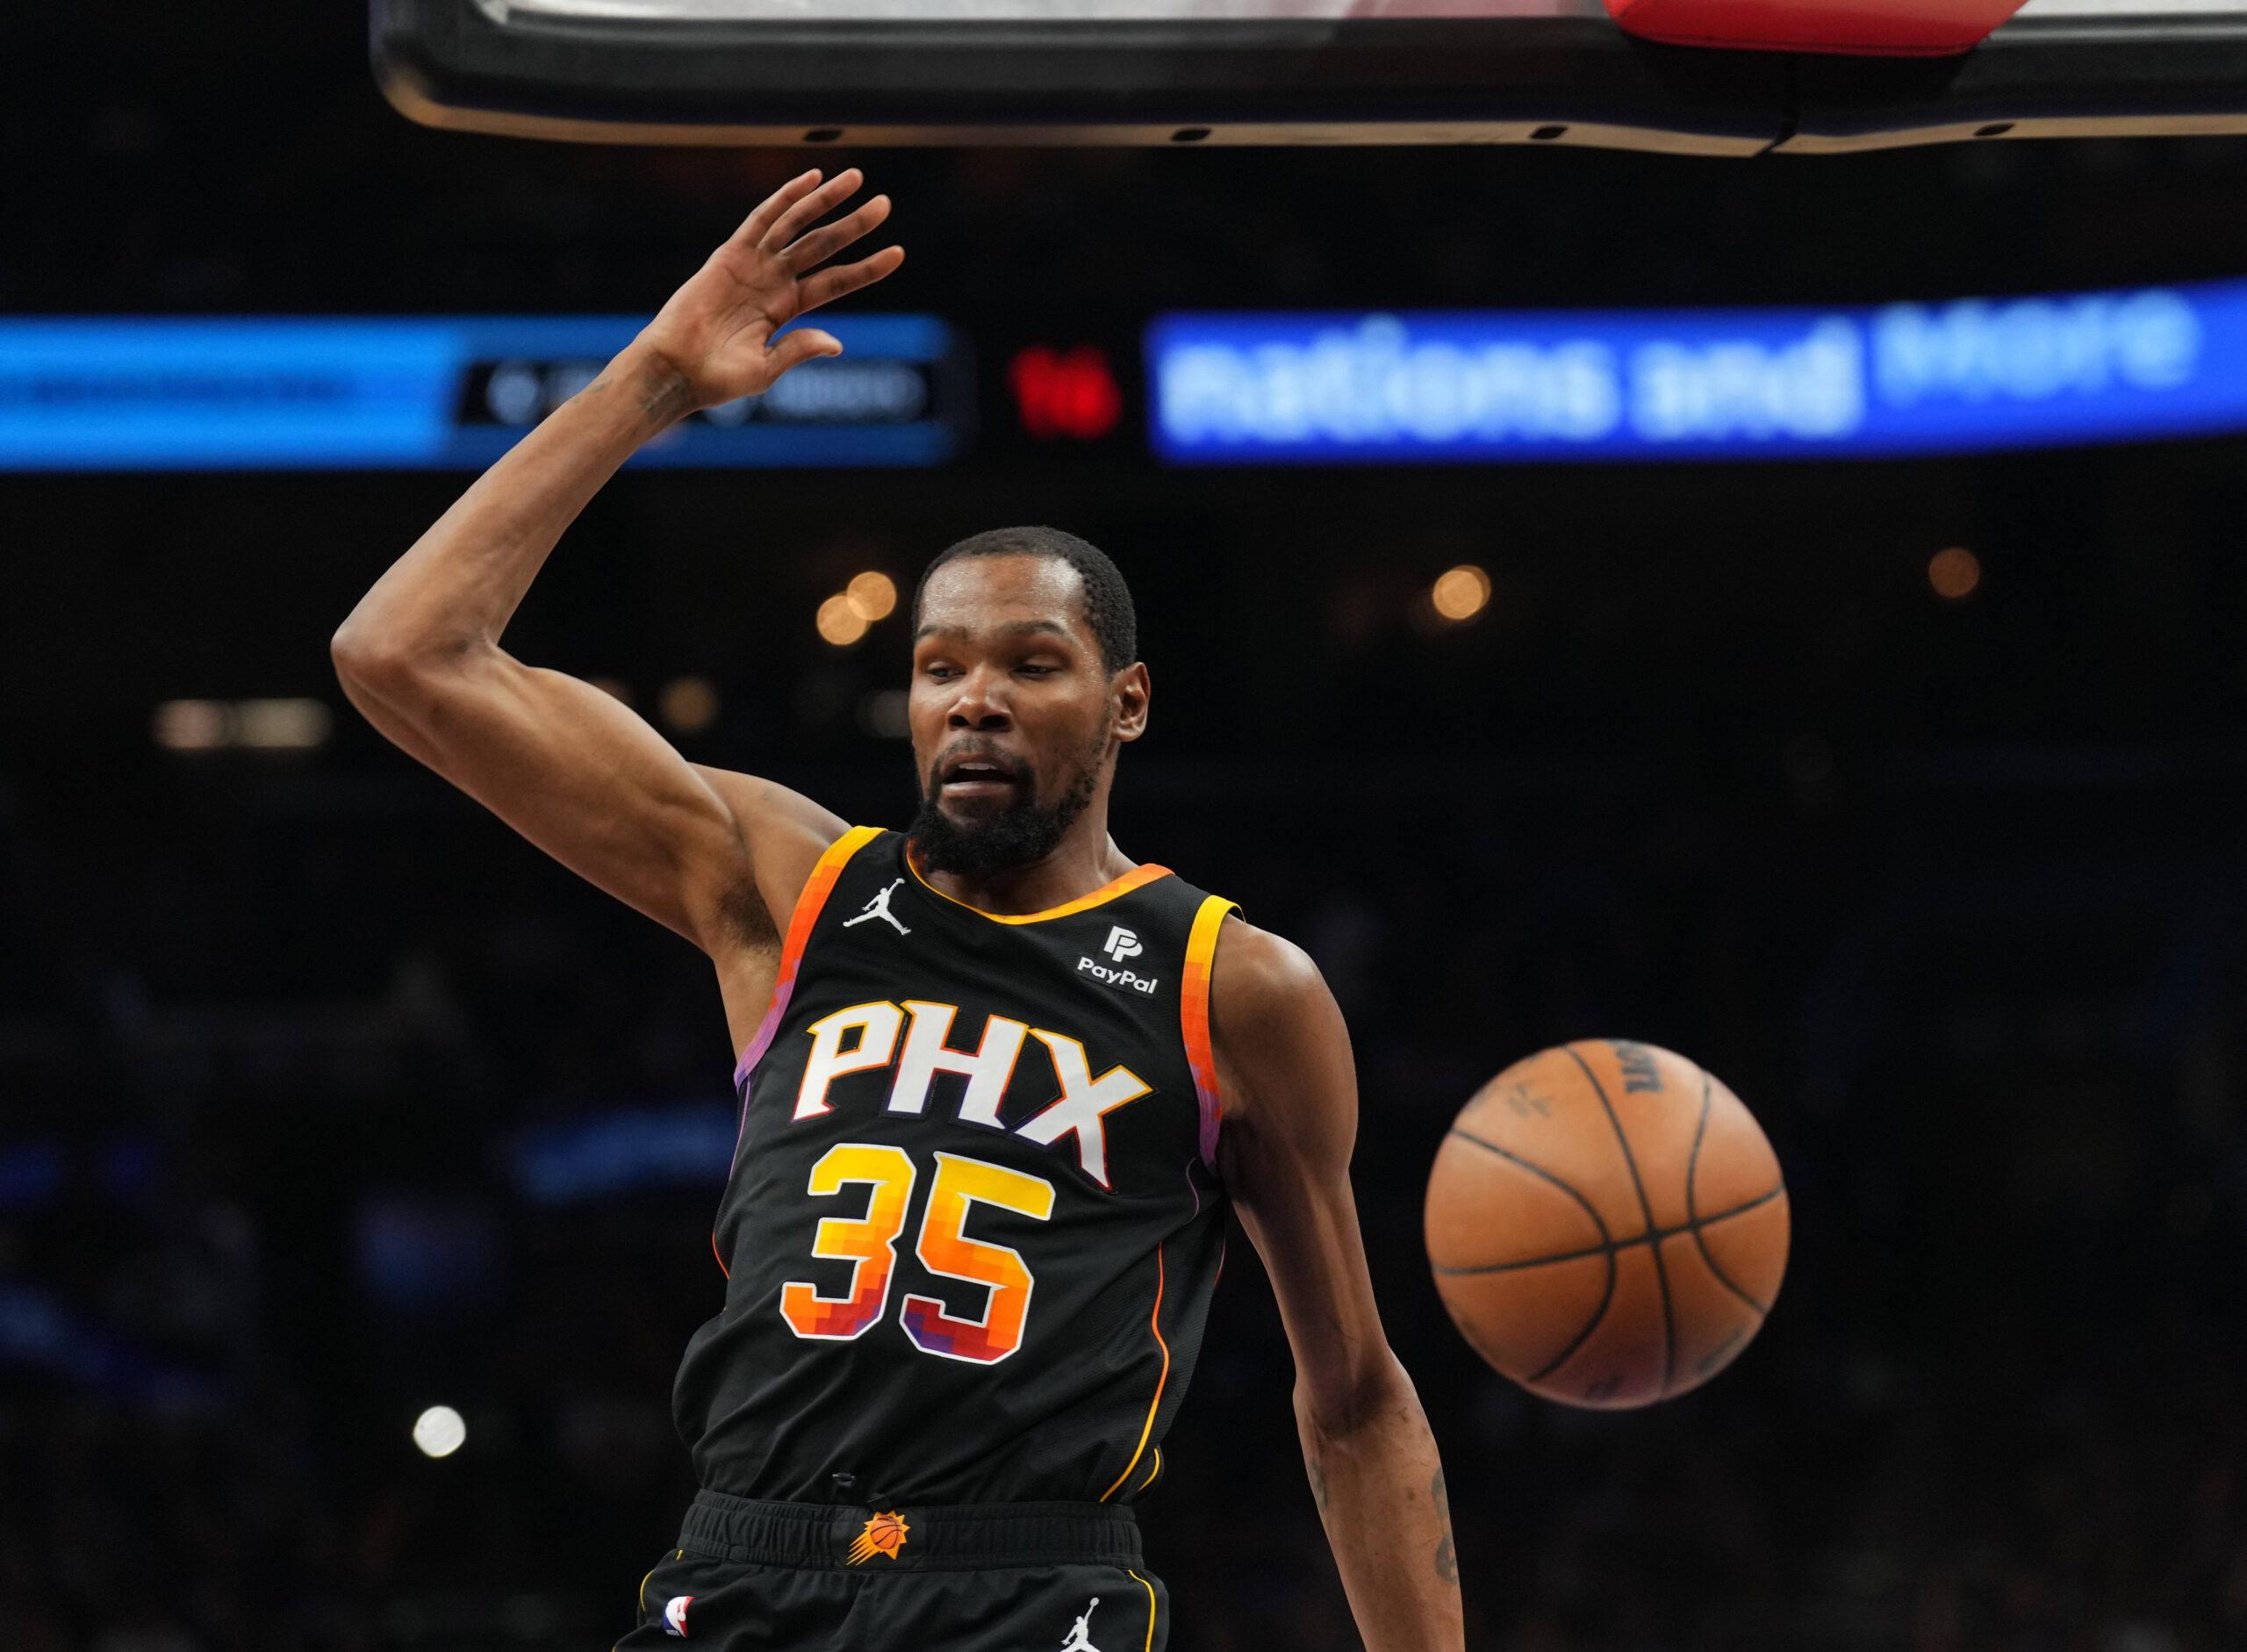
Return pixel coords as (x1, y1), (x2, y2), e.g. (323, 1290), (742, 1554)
(1299, 1357), (1464, 1651)
(334, 341), (691, 667)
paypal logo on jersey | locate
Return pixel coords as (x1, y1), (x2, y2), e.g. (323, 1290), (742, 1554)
(1080, 926), (1158, 995)
(1078, 954), (1158, 995)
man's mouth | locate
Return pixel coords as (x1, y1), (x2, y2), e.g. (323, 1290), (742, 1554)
(937, 754), (1023, 801)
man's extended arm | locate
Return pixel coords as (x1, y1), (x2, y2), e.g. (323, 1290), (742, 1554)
(330, 170), (901, 1043)
(1214, 923), (1465, 1651)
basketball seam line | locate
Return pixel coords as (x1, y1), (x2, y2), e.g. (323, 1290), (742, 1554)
(1567, 1044), (1676, 1396)
(1693, 1228), (1772, 1318)
(1440, 1126), (1618, 1383)
(1687, 1067), (1774, 1318)
(1427, 1180), (1785, 1275)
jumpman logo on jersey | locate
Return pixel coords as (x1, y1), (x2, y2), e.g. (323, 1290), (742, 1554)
(1057, 1598), (1101, 1652)
(842, 878), (910, 936)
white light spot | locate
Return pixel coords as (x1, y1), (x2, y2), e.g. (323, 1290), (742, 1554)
(153, 699), (233, 751)
(413, 1404), (467, 1458)
(235, 698), (332, 750)
(485, 361), (543, 426)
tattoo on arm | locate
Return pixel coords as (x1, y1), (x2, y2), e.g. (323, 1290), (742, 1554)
(636, 363), (695, 426)
(1307, 1458), (1330, 1515)
(565, 359), (696, 430)
(1432, 1468), (1457, 1584)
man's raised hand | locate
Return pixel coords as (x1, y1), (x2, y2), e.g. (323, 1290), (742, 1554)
(332, 167), (897, 955)
(635, 169), (904, 418)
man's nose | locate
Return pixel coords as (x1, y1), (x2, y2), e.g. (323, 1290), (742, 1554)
(946, 668), (1012, 730)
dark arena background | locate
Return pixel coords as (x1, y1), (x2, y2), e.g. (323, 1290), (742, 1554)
(10, 4), (2247, 1650)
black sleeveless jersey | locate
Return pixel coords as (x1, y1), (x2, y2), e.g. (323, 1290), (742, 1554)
(672, 827), (1238, 1507)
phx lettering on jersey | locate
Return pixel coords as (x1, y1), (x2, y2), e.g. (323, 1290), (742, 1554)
(1077, 923), (1159, 995)
(790, 999), (1151, 1188)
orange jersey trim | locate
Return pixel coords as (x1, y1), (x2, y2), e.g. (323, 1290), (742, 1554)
(905, 851), (1174, 925)
(732, 824), (885, 1087)
(1100, 1246), (1170, 1502)
(1181, 896), (1238, 1167)
(716, 825), (885, 1280)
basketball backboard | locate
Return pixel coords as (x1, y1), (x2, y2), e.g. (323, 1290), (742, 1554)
(374, 0), (2247, 154)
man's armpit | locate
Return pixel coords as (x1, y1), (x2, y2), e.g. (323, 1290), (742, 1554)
(714, 874), (781, 955)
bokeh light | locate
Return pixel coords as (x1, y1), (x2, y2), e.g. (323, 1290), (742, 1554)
(235, 698), (332, 750)
(659, 675), (721, 733)
(816, 593), (871, 647)
(844, 571), (898, 621)
(152, 698), (330, 751)
(153, 700), (232, 751)
(858, 687), (910, 738)
(1430, 564), (1493, 622)
(412, 1405), (466, 1459)
(1928, 546), (1982, 600)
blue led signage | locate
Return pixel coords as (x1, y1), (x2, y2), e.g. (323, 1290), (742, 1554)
(0, 314), (961, 470)
(1147, 281), (2247, 463)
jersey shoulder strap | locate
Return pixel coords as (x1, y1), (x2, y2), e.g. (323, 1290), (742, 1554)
(1178, 887), (1237, 1167)
(731, 823), (885, 1088)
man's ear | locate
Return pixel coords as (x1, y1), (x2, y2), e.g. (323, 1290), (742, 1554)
(1111, 661), (1152, 744)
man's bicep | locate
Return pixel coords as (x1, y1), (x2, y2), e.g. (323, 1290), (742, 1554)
(372, 656), (778, 950)
(1229, 1119), (1393, 1421)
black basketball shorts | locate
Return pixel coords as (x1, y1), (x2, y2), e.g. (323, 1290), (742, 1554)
(615, 1491), (1169, 1652)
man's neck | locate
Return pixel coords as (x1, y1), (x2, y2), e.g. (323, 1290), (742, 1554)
(916, 817), (1135, 918)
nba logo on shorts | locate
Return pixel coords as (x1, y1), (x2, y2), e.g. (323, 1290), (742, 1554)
(1102, 925), (1142, 963)
(663, 1596), (693, 1637)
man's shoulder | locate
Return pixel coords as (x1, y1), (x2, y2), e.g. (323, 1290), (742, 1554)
(1207, 912), (1353, 1155)
(693, 765), (853, 847)
(690, 765), (859, 934)
(1210, 915), (1331, 1031)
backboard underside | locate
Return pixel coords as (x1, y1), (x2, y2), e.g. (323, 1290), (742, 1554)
(374, 0), (2247, 154)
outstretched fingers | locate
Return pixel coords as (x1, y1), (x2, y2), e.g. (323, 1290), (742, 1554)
(795, 244), (906, 315)
(730, 169), (826, 249)
(762, 167), (867, 252)
(781, 193), (893, 273)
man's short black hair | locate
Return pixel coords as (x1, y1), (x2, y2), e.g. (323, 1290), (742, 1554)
(913, 526), (1138, 675)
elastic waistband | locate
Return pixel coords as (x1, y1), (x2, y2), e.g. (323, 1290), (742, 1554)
(679, 1490), (1143, 1572)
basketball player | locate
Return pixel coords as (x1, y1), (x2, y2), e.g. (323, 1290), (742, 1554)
(332, 169), (1461, 1651)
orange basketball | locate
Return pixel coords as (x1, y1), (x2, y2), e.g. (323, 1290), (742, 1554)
(1424, 1039), (1788, 1409)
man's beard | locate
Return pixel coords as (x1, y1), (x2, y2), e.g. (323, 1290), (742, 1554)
(910, 751), (1102, 880)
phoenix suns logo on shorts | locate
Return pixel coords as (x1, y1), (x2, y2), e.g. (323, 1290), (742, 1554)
(847, 1510), (909, 1563)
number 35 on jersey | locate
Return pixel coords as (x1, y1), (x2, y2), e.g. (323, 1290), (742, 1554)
(780, 1145), (1053, 1365)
